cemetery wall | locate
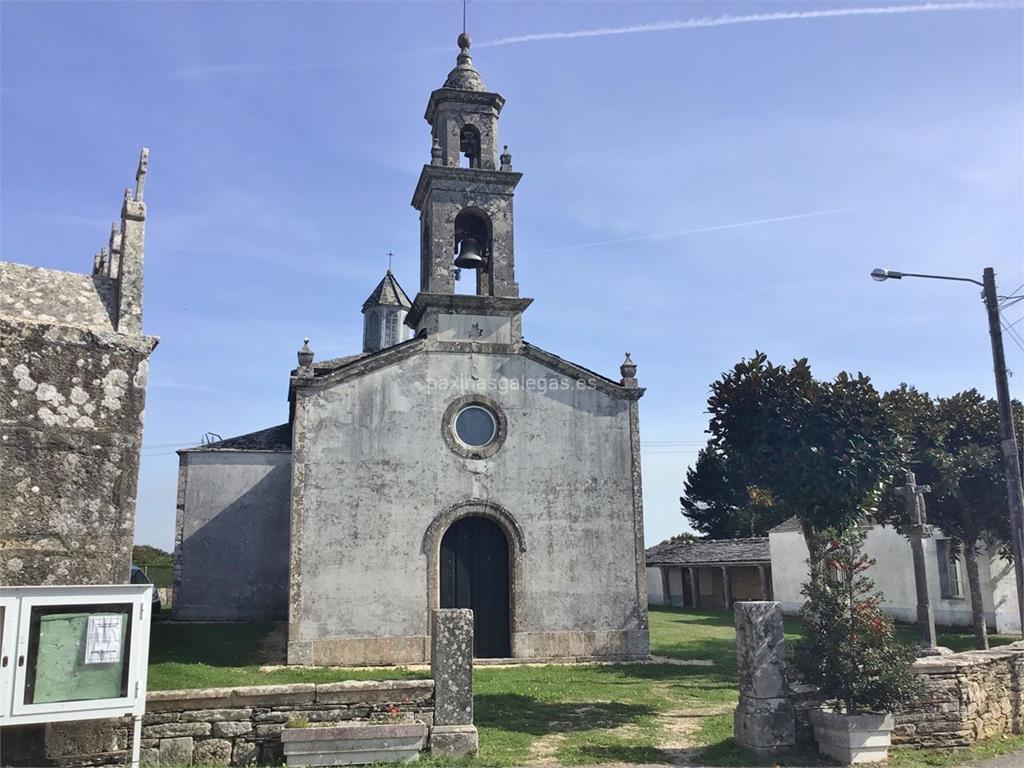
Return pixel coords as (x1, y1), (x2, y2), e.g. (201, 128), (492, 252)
(787, 641), (1024, 749)
(141, 680), (435, 766)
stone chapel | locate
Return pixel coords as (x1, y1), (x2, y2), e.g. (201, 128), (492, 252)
(173, 35), (650, 665)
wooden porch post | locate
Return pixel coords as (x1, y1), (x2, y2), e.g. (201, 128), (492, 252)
(758, 564), (771, 600)
(660, 566), (671, 607)
(690, 567), (700, 609)
(721, 565), (733, 611)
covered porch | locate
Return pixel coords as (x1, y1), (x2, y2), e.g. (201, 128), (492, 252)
(645, 537), (772, 610)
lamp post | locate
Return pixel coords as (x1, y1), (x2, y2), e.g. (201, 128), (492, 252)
(872, 266), (1024, 638)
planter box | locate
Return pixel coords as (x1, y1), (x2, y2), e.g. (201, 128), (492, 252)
(282, 722), (428, 766)
(810, 710), (894, 765)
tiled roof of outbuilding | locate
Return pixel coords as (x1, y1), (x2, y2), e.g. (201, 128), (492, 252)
(768, 516), (804, 534)
(645, 537), (770, 566)
(180, 423), (291, 453)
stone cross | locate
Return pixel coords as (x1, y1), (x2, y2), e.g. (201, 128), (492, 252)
(896, 470), (937, 651)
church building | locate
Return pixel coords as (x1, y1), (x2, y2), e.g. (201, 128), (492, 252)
(173, 35), (650, 665)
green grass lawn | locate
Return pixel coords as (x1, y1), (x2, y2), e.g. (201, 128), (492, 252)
(147, 609), (1022, 766)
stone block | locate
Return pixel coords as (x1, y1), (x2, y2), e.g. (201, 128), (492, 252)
(734, 695), (796, 755)
(193, 738), (233, 765)
(140, 746), (160, 765)
(431, 609), (474, 726)
(429, 724), (479, 758)
(315, 679), (434, 705)
(159, 736), (194, 765)
(232, 740), (258, 766)
(281, 723), (428, 766)
(210, 721), (253, 738)
(179, 708), (251, 722)
(734, 601), (787, 700)
(145, 722), (212, 739)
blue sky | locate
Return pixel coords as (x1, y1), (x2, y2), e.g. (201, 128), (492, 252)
(2, 1), (1022, 550)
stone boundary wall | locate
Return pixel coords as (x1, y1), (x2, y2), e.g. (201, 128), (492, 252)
(893, 641), (1024, 748)
(787, 641), (1024, 750)
(141, 679), (434, 766)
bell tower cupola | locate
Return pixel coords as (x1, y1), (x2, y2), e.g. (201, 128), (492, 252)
(409, 35), (532, 321)
(407, 34), (531, 343)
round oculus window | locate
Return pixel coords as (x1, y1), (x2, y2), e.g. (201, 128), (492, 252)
(453, 405), (497, 447)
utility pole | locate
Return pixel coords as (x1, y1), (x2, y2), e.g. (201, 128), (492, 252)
(982, 267), (1024, 638)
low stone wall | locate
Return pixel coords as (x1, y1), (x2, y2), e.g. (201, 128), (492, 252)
(893, 641), (1024, 748)
(787, 641), (1024, 750)
(141, 680), (434, 766)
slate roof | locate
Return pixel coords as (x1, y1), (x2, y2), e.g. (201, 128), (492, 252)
(0, 261), (118, 332)
(768, 516), (804, 534)
(181, 423), (292, 453)
(645, 537), (770, 567)
(362, 270), (412, 310)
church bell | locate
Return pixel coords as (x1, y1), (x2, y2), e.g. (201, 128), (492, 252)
(454, 237), (485, 270)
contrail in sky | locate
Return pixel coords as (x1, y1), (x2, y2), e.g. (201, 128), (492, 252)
(476, 2), (1017, 48)
(541, 207), (867, 252)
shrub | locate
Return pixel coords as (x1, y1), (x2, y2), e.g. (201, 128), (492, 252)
(793, 525), (923, 714)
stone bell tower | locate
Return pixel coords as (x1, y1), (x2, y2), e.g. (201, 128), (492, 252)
(409, 34), (530, 342)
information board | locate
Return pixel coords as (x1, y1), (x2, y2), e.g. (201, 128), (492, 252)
(0, 585), (152, 725)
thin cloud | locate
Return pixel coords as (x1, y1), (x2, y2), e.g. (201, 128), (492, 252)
(542, 207), (868, 252)
(476, 2), (1017, 48)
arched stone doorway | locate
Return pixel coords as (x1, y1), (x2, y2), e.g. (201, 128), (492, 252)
(441, 516), (510, 657)
(423, 501), (525, 659)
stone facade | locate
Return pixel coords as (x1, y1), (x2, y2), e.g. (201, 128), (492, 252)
(174, 37), (650, 667)
(1, 148), (157, 586)
(141, 680), (435, 766)
(0, 150), (157, 766)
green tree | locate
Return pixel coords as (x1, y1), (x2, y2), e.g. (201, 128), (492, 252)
(881, 387), (1020, 649)
(793, 526), (922, 713)
(704, 353), (900, 580)
(680, 446), (787, 538)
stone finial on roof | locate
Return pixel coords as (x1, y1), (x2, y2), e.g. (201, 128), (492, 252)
(135, 147), (149, 201)
(500, 145), (512, 172)
(297, 337), (315, 372)
(620, 352), (638, 388)
(443, 33), (486, 92)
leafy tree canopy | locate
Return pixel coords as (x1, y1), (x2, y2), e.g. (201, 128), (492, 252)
(684, 352), (900, 547)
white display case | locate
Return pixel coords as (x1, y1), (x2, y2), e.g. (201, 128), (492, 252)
(0, 584), (153, 766)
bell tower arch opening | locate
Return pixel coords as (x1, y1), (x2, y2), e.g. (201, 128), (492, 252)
(459, 124), (481, 169)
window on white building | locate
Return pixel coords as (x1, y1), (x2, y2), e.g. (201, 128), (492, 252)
(936, 538), (964, 599)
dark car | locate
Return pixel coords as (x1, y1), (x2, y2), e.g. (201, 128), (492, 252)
(130, 565), (162, 614)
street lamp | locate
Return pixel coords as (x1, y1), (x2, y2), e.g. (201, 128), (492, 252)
(872, 266), (1024, 639)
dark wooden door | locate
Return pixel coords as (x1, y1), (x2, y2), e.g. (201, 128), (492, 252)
(440, 516), (511, 658)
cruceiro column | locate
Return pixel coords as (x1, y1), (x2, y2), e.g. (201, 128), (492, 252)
(429, 609), (479, 757)
(733, 601), (796, 756)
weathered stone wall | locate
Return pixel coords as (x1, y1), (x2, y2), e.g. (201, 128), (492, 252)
(289, 349), (648, 665)
(787, 641), (1024, 749)
(141, 680), (435, 766)
(0, 319), (155, 585)
(174, 451), (291, 620)
(893, 641), (1024, 748)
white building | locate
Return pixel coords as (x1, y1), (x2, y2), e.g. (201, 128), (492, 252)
(768, 517), (1022, 635)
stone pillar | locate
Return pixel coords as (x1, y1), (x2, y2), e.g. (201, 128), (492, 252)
(430, 609), (478, 757)
(691, 567), (700, 609)
(660, 567), (671, 607)
(722, 566), (734, 610)
(733, 601), (796, 756)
